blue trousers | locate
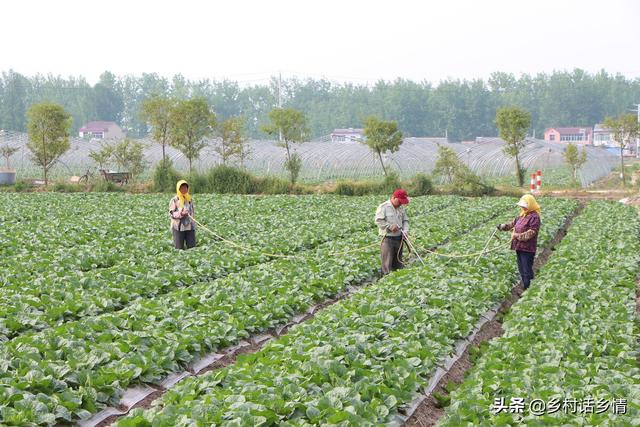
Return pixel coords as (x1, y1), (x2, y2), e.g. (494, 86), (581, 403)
(516, 250), (535, 289)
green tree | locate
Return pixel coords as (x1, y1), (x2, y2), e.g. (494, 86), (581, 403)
(0, 144), (19, 168)
(168, 98), (217, 173)
(94, 71), (124, 123)
(216, 116), (247, 165)
(0, 70), (30, 131)
(432, 144), (491, 195)
(603, 113), (639, 186)
(88, 144), (114, 170)
(5, 69), (640, 145)
(432, 144), (460, 184)
(362, 116), (403, 177)
(26, 102), (72, 185)
(262, 108), (309, 184)
(237, 134), (252, 168)
(111, 138), (148, 179)
(563, 143), (587, 182)
(140, 96), (175, 162)
(495, 106), (531, 186)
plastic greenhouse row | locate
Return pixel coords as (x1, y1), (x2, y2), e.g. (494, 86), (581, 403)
(2, 131), (618, 185)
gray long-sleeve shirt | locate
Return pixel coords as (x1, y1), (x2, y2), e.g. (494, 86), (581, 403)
(375, 200), (409, 237)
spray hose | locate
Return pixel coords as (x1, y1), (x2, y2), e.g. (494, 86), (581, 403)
(398, 228), (510, 265)
(189, 215), (379, 259)
(188, 215), (509, 263)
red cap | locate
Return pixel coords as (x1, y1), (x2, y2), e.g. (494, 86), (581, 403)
(392, 188), (410, 205)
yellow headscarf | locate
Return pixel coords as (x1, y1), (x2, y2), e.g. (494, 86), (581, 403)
(518, 194), (541, 217)
(176, 180), (192, 208)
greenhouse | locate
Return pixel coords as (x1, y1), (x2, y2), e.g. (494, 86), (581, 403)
(1, 130), (620, 186)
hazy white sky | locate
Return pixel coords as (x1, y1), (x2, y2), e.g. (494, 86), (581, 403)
(2, 0), (639, 85)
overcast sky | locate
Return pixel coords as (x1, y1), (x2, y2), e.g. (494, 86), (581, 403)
(2, 0), (639, 85)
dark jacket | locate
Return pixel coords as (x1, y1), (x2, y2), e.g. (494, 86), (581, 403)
(499, 212), (541, 253)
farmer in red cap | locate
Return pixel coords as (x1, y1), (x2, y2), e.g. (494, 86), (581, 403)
(375, 188), (410, 275)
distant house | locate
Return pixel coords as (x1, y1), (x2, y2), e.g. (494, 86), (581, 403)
(593, 123), (615, 147)
(593, 123), (638, 156)
(330, 128), (364, 143)
(544, 127), (592, 145)
(79, 121), (125, 139)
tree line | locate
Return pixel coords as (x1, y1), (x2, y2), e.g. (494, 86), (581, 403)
(1, 69), (639, 141)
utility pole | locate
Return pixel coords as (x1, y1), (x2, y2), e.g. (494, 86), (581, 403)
(277, 72), (282, 109)
(627, 103), (640, 158)
(278, 72), (283, 143)
(635, 103), (639, 158)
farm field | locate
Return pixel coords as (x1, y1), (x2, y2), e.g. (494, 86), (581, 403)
(0, 194), (637, 426)
(439, 201), (640, 426)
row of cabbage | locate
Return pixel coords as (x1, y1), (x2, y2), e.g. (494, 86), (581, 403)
(440, 201), (640, 426)
(114, 199), (577, 426)
(0, 195), (461, 341)
(2, 194), (388, 267)
(0, 196), (506, 425)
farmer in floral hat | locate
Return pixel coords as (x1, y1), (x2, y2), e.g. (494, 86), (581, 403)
(497, 194), (541, 289)
(375, 188), (410, 275)
(169, 180), (196, 249)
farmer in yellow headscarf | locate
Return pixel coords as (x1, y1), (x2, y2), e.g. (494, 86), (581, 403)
(497, 194), (541, 290)
(169, 180), (196, 249)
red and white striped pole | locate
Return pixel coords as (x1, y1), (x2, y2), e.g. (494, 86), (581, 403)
(530, 174), (536, 192)
(536, 170), (542, 190)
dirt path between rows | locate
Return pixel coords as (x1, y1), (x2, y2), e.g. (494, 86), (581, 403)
(546, 189), (638, 202)
(403, 202), (584, 427)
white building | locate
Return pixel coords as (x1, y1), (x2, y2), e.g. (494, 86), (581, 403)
(593, 123), (638, 156)
(330, 128), (364, 143)
(593, 124), (615, 147)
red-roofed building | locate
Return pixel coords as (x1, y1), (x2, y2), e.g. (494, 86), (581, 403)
(79, 121), (125, 139)
(544, 127), (592, 145)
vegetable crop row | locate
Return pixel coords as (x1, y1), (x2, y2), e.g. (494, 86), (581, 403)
(439, 201), (640, 426)
(0, 195), (461, 341)
(113, 199), (577, 426)
(0, 197), (503, 425)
